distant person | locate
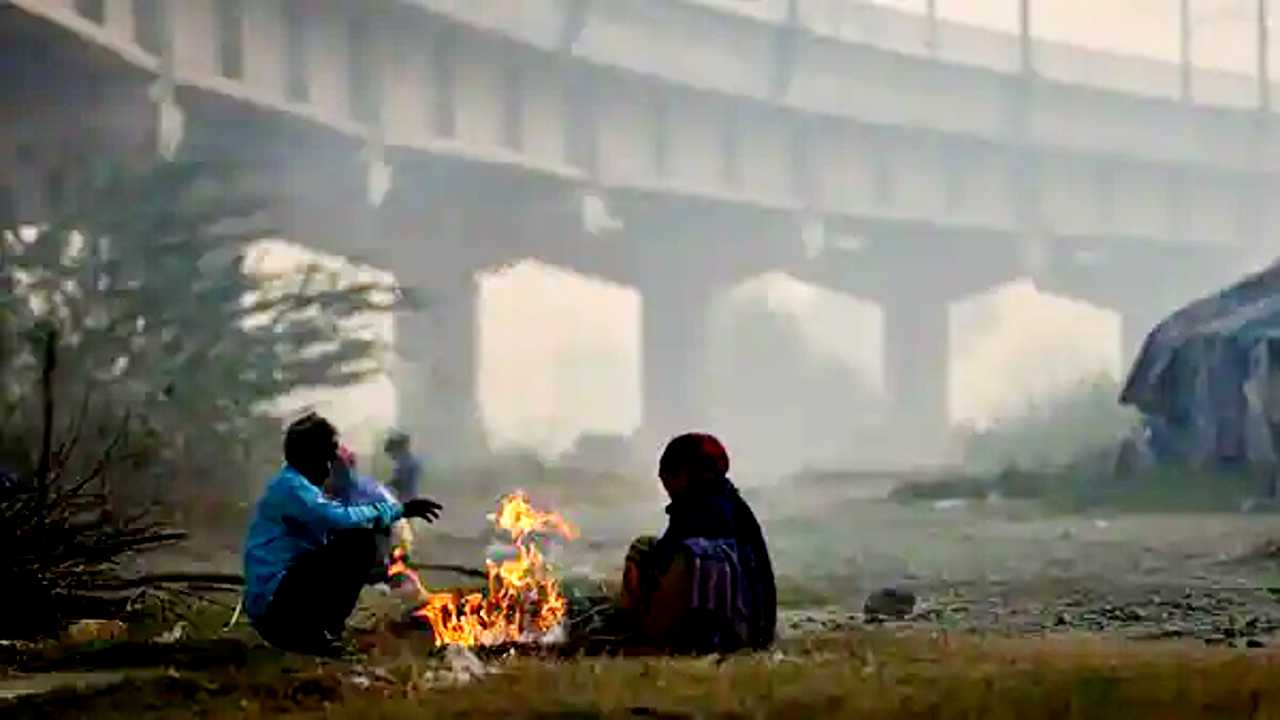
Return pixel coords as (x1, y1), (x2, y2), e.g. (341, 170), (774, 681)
(620, 433), (777, 654)
(383, 430), (422, 501)
(0, 466), (21, 499)
(243, 413), (442, 655)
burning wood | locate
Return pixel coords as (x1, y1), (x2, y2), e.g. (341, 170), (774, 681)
(389, 491), (578, 647)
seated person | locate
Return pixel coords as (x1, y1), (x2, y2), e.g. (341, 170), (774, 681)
(621, 433), (777, 654)
(243, 413), (441, 655)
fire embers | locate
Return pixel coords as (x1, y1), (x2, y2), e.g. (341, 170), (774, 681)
(388, 491), (577, 648)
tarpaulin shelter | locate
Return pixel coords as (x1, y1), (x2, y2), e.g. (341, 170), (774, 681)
(1120, 261), (1280, 467)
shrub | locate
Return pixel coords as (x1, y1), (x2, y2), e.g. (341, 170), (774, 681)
(962, 376), (1136, 475)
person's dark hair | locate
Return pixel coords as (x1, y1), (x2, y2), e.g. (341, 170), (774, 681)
(383, 429), (410, 453)
(284, 412), (338, 472)
(659, 432), (730, 480)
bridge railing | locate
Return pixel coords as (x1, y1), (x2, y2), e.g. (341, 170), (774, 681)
(691, 0), (1272, 110)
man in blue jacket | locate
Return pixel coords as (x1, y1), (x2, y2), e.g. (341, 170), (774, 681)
(244, 412), (441, 654)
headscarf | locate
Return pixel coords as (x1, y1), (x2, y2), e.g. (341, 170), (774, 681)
(659, 432), (730, 484)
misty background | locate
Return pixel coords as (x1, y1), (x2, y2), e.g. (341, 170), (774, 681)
(265, 0), (1274, 479)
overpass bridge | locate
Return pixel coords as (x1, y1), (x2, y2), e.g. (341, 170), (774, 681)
(1, 0), (1276, 459)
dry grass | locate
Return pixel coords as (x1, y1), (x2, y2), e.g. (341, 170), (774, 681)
(14, 630), (1280, 719)
(353, 633), (1280, 719)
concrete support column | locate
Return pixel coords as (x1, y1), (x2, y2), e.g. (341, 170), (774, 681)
(393, 270), (487, 466)
(622, 207), (741, 451)
(280, 170), (494, 467)
(637, 279), (716, 450)
(623, 205), (805, 456)
(882, 295), (951, 454)
(386, 191), (493, 467)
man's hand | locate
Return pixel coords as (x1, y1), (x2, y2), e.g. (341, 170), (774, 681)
(402, 497), (443, 523)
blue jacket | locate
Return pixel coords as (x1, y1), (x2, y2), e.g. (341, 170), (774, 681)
(243, 465), (402, 622)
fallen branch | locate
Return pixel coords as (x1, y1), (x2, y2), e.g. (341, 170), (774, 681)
(96, 562), (489, 591)
(78, 530), (189, 562)
(35, 326), (56, 512)
(411, 562), (488, 580)
(94, 572), (246, 591)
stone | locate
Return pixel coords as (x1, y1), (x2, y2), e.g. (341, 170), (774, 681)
(62, 620), (126, 646)
(421, 645), (489, 688)
(864, 588), (917, 621)
(153, 622), (189, 645)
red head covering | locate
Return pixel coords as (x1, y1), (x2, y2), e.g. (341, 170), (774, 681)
(659, 432), (730, 480)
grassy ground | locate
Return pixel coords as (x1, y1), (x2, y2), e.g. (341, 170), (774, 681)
(10, 630), (1280, 719)
(16, 464), (1280, 718)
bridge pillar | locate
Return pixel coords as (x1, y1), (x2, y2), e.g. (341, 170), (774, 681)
(621, 204), (799, 455)
(381, 188), (497, 467)
(637, 278), (717, 451)
(881, 294), (952, 456)
(392, 270), (488, 466)
(279, 174), (494, 466)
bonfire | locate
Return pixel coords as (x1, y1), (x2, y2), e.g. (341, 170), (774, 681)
(388, 491), (578, 647)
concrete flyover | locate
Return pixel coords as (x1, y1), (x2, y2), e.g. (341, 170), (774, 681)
(1, 0), (1277, 460)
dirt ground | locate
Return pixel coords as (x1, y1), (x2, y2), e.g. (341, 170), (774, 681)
(8, 474), (1280, 717)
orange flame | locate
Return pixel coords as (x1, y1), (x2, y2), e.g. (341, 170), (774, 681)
(389, 491), (577, 647)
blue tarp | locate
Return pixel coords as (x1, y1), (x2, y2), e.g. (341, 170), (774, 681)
(1121, 261), (1280, 466)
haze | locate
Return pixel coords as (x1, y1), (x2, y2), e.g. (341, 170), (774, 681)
(253, 0), (1277, 475)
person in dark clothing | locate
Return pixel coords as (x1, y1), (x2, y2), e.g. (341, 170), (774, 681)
(621, 433), (777, 654)
(0, 466), (22, 498)
(383, 430), (422, 501)
(244, 413), (442, 655)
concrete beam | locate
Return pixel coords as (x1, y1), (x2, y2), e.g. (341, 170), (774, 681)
(788, 223), (1023, 306)
(1034, 239), (1266, 367)
(1034, 239), (1254, 318)
(618, 200), (803, 448)
(784, 225), (1024, 457)
(610, 193), (807, 286)
(17, 0), (1280, 259)
(769, 0), (799, 98)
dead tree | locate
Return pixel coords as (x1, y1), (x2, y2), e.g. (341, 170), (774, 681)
(0, 328), (185, 638)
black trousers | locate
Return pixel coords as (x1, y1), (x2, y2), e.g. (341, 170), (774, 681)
(256, 529), (383, 653)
